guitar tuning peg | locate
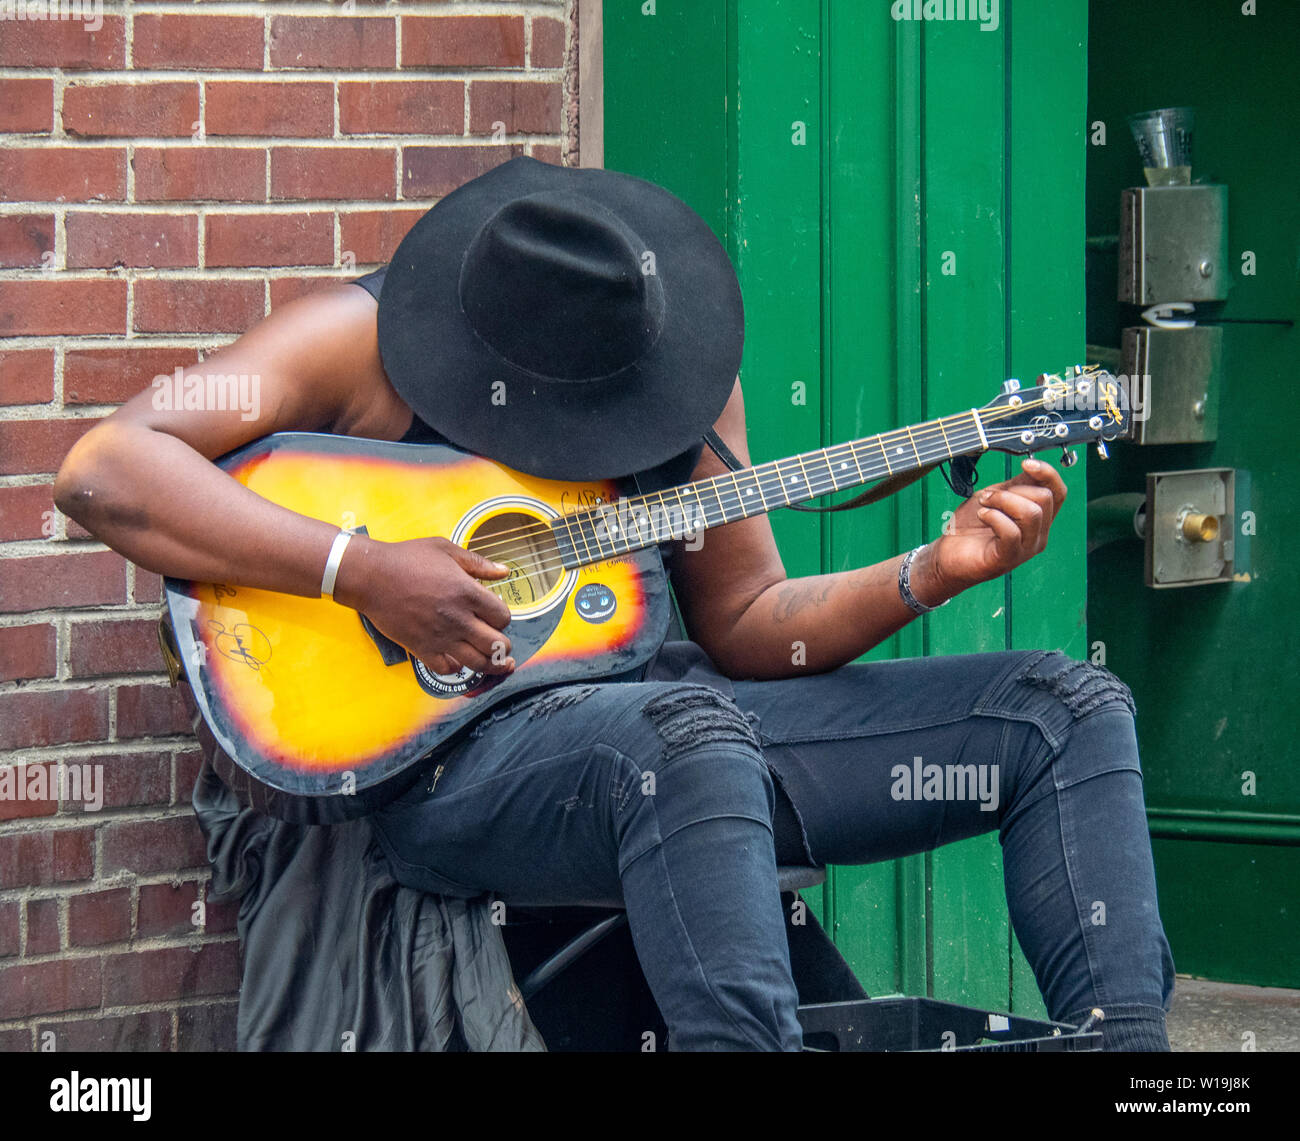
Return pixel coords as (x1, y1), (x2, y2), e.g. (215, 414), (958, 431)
(1060, 447), (1078, 468)
(1095, 441), (1109, 460)
(1001, 378), (1021, 394)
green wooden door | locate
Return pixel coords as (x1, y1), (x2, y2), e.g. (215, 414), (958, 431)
(1084, 0), (1299, 988)
(604, 0), (1088, 1015)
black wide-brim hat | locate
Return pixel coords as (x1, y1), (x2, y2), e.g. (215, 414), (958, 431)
(377, 155), (744, 481)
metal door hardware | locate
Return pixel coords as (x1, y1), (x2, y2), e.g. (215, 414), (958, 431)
(1121, 324), (1222, 444)
(1118, 184), (1230, 305)
(1144, 468), (1235, 588)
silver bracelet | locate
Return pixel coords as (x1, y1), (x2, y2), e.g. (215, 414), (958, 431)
(898, 544), (948, 615)
(320, 529), (354, 600)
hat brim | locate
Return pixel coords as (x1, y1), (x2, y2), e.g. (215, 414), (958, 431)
(376, 156), (744, 481)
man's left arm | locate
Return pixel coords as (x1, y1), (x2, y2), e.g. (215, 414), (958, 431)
(673, 381), (1068, 680)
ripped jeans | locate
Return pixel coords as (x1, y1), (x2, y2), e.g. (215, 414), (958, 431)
(371, 648), (1176, 1051)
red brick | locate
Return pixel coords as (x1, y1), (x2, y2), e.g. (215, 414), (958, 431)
(0, 549), (126, 612)
(0, 146), (126, 202)
(206, 897), (239, 935)
(133, 146), (265, 203)
(138, 881), (201, 938)
(340, 209), (426, 264)
(68, 887), (132, 947)
(104, 946), (241, 1008)
(0, 213), (55, 268)
(174, 747), (206, 806)
(0, 79), (54, 132)
(0, 279), (127, 336)
(0, 761), (59, 821)
(132, 14), (264, 71)
(402, 16), (525, 69)
(102, 816), (207, 877)
(268, 274), (353, 308)
(0, 484), (56, 542)
(64, 212), (198, 270)
(531, 17), (568, 69)
(64, 346), (201, 406)
(68, 617), (163, 678)
(340, 80), (463, 135)
(0, 623), (56, 683)
(115, 682), (192, 740)
(530, 144), (564, 167)
(0, 349), (55, 404)
(0, 827), (96, 890)
(0, 958), (102, 1019)
(63, 750), (170, 814)
(271, 146), (395, 201)
(0, 901), (18, 958)
(177, 1001), (237, 1051)
(0, 15), (125, 69)
(206, 81), (334, 139)
(403, 145), (521, 199)
(63, 82), (200, 139)
(25, 896), (61, 954)
(133, 277), (263, 333)
(270, 16), (395, 70)
(103, 941), (239, 1006)
(37, 1010), (172, 1052)
(206, 212), (334, 268)
(0, 689), (110, 750)
(133, 567), (163, 604)
(0, 1027), (32, 1050)
(470, 81), (562, 136)
(0, 417), (99, 476)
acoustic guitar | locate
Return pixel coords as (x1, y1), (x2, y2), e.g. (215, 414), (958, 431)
(163, 368), (1129, 821)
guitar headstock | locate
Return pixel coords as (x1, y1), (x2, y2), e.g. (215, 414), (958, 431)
(979, 365), (1132, 462)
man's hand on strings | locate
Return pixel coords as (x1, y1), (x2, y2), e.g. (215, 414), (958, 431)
(919, 458), (1068, 602)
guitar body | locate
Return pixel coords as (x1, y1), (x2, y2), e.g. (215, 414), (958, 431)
(165, 432), (671, 822)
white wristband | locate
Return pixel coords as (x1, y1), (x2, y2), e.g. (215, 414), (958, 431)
(320, 529), (354, 600)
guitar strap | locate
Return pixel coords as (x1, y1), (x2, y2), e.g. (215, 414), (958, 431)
(702, 428), (968, 513)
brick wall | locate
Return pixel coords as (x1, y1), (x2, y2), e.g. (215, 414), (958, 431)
(0, 0), (577, 1051)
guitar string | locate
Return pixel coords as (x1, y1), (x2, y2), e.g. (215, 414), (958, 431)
(466, 410), (1085, 575)
(463, 418), (1092, 588)
(462, 392), (1094, 565)
(465, 395), (1091, 569)
(461, 394), (1072, 558)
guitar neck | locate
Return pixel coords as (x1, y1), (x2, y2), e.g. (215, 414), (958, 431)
(552, 407), (992, 568)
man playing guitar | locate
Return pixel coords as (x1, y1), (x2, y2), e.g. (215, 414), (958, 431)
(56, 156), (1174, 1051)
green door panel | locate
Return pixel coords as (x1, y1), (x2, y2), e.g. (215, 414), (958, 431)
(605, 0), (1088, 1013)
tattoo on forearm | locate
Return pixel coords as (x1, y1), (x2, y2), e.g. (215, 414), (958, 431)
(771, 579), (836, 623)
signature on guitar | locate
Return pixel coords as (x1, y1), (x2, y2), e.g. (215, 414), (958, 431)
(208, 620), (272, 671)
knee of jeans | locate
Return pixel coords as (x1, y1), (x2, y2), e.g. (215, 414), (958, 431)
(1005, 651), (1142, 785)
(1014, 650), (1136, 724)
(637, 683), (767, 766)
(612, 684), (774, 817)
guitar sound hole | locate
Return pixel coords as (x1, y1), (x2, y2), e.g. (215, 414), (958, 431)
(467, 511), (563, 611)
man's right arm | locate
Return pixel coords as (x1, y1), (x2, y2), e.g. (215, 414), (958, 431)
(54, 284), (516, 676)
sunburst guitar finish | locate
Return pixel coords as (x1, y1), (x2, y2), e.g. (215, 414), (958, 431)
(165, 433), (669, 822)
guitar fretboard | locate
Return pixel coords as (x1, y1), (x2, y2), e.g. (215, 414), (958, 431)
(550, 408), (991, 568)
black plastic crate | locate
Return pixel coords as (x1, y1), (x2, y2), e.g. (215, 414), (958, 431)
(797, 996), (1102, 1052)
